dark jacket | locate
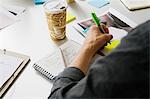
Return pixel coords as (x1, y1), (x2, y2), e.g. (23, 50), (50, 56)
(49, 20), (150, 99)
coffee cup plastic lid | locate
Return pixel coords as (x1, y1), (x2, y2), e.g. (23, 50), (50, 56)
(44, 0), (67, 13)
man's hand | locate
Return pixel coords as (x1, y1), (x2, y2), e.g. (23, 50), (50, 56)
(70, 25), (112, 75)
(82, 25), (112, 57)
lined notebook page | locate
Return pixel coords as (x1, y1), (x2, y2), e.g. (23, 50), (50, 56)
(35, 48), (65, 77)
(60, 40), (81, 66)
(0, 54), (23, 88)
(33, 40), (81, 80)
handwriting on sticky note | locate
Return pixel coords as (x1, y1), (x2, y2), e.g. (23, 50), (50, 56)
(104, 40), (120, 52)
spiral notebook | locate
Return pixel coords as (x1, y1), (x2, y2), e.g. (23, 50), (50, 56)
(33, 40), (81, 80)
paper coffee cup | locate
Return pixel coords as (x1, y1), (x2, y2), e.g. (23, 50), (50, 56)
(44, 0), (68, 40)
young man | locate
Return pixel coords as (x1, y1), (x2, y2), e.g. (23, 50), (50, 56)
(49, 20), (149, 98)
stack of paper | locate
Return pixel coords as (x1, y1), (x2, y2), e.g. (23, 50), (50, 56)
(0, 49), (30, 98)
(0, 54), (23, 88)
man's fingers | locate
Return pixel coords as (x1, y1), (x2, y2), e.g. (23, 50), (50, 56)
(106, 34), (113, 41)
(99, 34), (113, 44)
(90, 24), (109, 36)
(102, 24), (109, 33)
(90, 25), (100, 32)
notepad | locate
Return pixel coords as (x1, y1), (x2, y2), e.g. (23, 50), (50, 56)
(33, 39), (122, 81)
(33, 40), (81, 80)
(120, 0), (150, 10)
(0, 55), (23, 88)
(0, 50), (30, 98)
(34, 0), (47, 4)
(66, 12), (76, 24)
(88, 0), (110, 8)
(104, 40), (120, 52)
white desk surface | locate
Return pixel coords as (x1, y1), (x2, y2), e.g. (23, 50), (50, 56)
(0, 0), (149, 99)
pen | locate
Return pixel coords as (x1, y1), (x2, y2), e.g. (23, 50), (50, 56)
(1, 6), (17, 16)
(91, 12), (111, 44)
(8, 10), (17, 16)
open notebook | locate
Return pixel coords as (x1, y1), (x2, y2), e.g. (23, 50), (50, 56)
(0, 49), (30, 98)
(33, 40), (81, 80)
(33, 39), (125, 80)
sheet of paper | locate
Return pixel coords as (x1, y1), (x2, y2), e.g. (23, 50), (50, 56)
(1, 4), (26, 16)
(0, 54), (23, 88)
(88, 0), (109, 8)
(0, 7), (18, 30)
(73, 8), (136, 41)
(0, 4), (26, 30)
(60, 40), (81, 66)
(109, 27), (128, 40)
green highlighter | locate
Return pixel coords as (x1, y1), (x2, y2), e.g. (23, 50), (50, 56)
(91, 12), (111, 44)
(91, 12), (104, 33)
(91, 13), (100, 26)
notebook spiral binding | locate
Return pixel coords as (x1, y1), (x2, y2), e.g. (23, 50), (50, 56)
(33, 64), (55, 80)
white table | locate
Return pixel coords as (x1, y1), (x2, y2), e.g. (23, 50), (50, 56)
(0, 0), (149, 99)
